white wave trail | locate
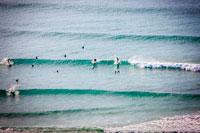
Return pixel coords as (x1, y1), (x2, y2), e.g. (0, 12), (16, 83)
(128, 59), (200, 72)
(0, 58), (14, 65)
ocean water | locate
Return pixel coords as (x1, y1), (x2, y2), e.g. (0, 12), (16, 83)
(0, 0), (200, 131)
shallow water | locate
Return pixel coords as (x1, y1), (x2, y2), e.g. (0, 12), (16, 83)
(0, 0), (200, 130)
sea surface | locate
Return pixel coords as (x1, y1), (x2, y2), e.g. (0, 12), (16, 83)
(0, 0), (200, 131)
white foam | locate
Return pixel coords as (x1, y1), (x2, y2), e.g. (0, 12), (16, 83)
(105, 113), (200, 132)
(0, 58), (14, 65)
(128, 59), (200, 72)
(0, 58), (8, 64)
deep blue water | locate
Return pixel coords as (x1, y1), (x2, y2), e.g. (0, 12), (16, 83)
(0, 0), (200, 129)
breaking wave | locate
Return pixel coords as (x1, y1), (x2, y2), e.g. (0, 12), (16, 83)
(1, 58), (199, 72)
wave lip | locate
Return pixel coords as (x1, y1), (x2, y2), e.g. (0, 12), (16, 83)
(8, 58), (130, 66)
(128, 59), (200, 72)
(10, 58), (92, 65)
(108, 34), (200, 42)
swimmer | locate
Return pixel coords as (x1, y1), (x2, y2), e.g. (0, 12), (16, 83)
(32, 64), (34, 67)
(57, 70), (59, 73)
(91, 59), (97, 69)
(36, 56), (38, 59)
(64, 54), (67, 58)
(82, 46), (84, 49)
(16, 79), (19, 82)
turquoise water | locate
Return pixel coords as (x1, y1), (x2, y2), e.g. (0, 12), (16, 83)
(0, 0), (200, 129)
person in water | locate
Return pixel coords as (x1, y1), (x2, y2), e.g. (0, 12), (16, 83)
(36, 56), (38, 59)
(91, 59), (97, 69)
(64, 54), (67, 58)
(10, 90), (15, 96)
(32, 64), (34, 67)
(7, 84), (20, 96)
(7, 58), (12, 67)
(82, 46), (84, 49)
(114, 57), (120, 73)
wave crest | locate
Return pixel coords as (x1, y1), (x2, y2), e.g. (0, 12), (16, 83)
(1, 58), (199, 72)
(0, 89), (200, 99)
(128, 59), (200, 72)
(2, 30), (200, 43)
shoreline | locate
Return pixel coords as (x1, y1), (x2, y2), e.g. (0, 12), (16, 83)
(105, 113), (200, 132)
(1, 114), (200, 132)
(0, 127), (104, 133)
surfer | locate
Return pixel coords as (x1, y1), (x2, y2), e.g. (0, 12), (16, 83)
(10, 90), (15, 96)
(82, 46), (84, 49)
(57, 70), (59, 73)
(6, 84), (20, 96)
(36, 56), (38, 59)
(7, 58), (10, 63)
(32, 64), (34, 67)
(64, 54), (67, 58)
(91, 59), (97, 69)
(7, 58), (12, 67)
(16, 79), (19, 82)
(114, 57), (120, 73)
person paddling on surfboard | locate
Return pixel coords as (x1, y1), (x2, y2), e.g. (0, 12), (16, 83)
(114, 57), (120, 73)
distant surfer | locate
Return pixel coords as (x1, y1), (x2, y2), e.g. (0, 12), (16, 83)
(7, 58), (12, 67)
(36, 56), (38, 59)
(64, 54), (67, 58)
(16, 79), (19, 82)
(82, 46), (84, 49)
(91, 59), (97, 69)
(4, 58), (13, 67)
(114, 57), (120, 73)
(57, 70), (59, 73)
(6, 84), (20, 96)
(32, 64), (34, 67)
